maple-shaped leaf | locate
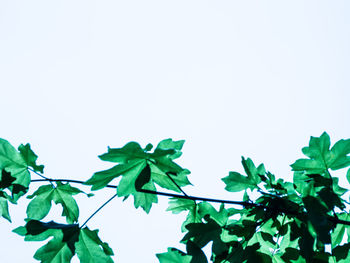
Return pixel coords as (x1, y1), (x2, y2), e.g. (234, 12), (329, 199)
(85, 139), (191, 213)
(222, 157), (263, 192)
(75, 227), (114, 263)
(27, 182), (85, 223)
(18, 143), (44, 173)
(156, 247), (192, 263)
(13, 220), (80, 263)
(0, 138), (30, 201)
(167, 198), (201, 232)
(291, 132), (350, 173)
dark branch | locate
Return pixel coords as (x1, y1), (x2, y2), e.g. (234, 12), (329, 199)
(30, 178), (350, 227)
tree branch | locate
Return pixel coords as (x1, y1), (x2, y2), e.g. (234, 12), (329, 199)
(30, 178), (350, 227)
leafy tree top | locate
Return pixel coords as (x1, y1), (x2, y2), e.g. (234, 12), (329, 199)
(0, 132), (350, 262)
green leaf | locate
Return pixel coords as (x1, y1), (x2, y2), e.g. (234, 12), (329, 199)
(14, 220), (80, 262)
(27, 182), (83, 223)
(182, 216), (227, 258)
(150, 164), (191, 193)
(18, 143), (44, 173)
(154, 138), (185, 160)
(0, 169), (16, 189)
(76, 227), (114, 263)
(331, 213), (350, 248)
(303, 196), (333, 244)
(186, 240), (208, 263)
(156, 247), (192, 263)
(291, 132), (350, 173)
(86, 139), (191, 213)
(222, 157), (263, 192)
(0, 138), (30, 200)
(222, 172), (258, 192)
(99, 142), (147, 163)
(167, 198), (201, 232)
(0, 196), (11, 222)
(241, 157), (265, 185)
(333, 243), (350, 261)
(197, 202), (228, 227)
(33, 232), (74, 263)
(85, 160), (144, 190)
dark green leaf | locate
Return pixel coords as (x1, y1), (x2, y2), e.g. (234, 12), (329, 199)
(186, 240), (208, 263)
(0, 169), (16, 189)
(303, 196), (333, 244)
(333, 243), (350, 261)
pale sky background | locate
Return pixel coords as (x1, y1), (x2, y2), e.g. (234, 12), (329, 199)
(0, 1), (349, 262)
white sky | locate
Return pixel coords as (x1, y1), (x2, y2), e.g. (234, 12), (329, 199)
(0, 1), (349, 262)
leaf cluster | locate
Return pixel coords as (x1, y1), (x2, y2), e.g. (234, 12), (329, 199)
(0, 133), (350, 262)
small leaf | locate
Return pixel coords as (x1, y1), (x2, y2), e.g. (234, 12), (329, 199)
(18, 143), (44, 173)
(0, 197), (11, 222)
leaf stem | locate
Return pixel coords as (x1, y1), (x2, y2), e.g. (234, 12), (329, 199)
(80, 193), (118, 228)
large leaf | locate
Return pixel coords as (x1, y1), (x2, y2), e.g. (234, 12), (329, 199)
(27, 182), (84, 223)
(291, 132), (350, 172)
(75, 227), (114, 263)
(85, 139), (191, 213)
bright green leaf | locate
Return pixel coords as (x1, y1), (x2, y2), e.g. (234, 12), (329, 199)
(18, 143), (44, 173)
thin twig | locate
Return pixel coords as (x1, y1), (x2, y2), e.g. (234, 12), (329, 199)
(80, 193), (118, 228)
(28, 167), (54, 186)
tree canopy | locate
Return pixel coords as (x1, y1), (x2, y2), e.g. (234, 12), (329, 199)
(1, 132), (350, 262)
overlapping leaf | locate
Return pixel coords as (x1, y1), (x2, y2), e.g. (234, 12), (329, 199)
(13, 220), (79, 263)
(85, 139), (191, 213)
(0, 139), (31, 202)
(26, 182), (85, 223)
(13, 220), (114, 263)
(167, 198), (201, 232)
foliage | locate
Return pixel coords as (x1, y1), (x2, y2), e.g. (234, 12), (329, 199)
(1, 132), (350, 262)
